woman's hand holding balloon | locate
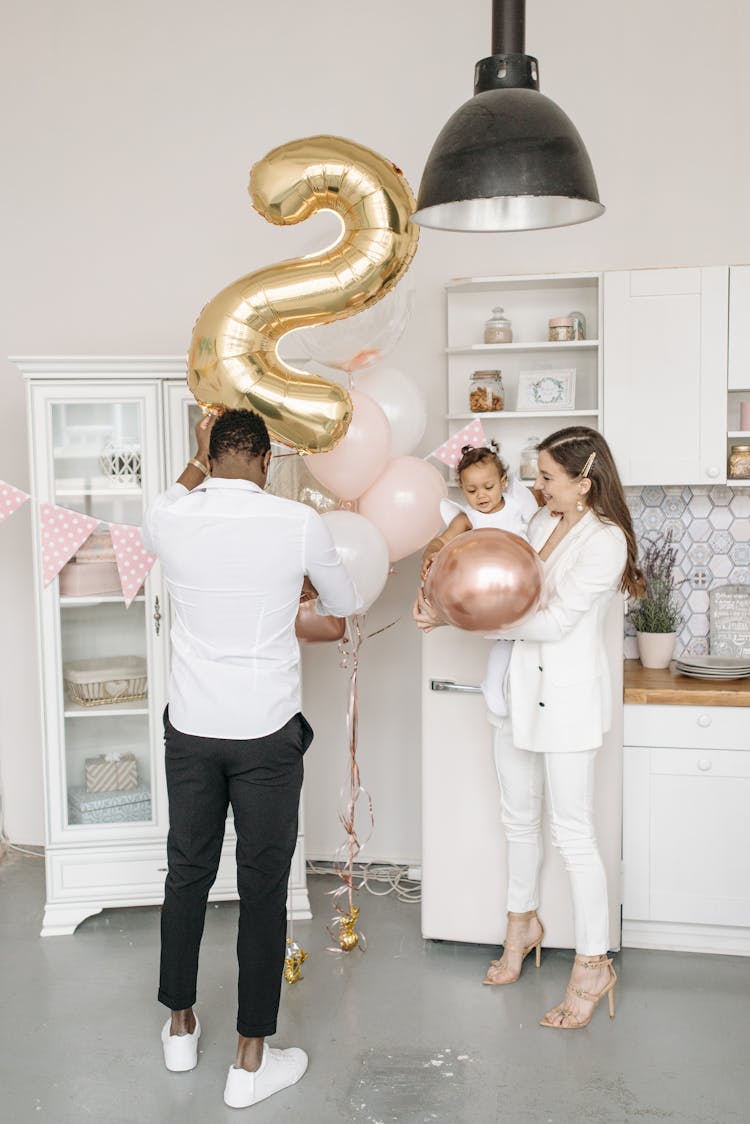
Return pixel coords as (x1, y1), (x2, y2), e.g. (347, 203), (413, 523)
(412, 587), (446, 632)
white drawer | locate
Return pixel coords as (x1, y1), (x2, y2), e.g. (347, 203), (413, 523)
(49, 845), (168, 900)
(624, 704), (749, 751)
(651, 746), (750, 779)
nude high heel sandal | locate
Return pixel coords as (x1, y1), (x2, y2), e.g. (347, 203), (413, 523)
(482, 920), (545, 986)
(538, 955), (617, 1029)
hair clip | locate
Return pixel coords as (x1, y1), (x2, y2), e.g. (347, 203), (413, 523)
(580, 451), (597, 478)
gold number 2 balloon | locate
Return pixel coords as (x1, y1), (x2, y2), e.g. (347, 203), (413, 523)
(187, 136), (419, 454)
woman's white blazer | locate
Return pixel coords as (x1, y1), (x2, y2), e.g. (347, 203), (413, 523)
(495, 507), (627, 754)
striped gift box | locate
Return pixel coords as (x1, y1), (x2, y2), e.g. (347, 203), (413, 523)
(84, 752), (138, 793)
(68, 785), (151, 825)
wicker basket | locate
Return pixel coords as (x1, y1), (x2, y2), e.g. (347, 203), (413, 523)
(63, 656), (148, 707)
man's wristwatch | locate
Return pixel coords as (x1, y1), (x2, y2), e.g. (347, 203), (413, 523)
(188, 457), (209, 477)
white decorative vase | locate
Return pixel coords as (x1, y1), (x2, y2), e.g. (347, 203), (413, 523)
(636, 631), (676, 669)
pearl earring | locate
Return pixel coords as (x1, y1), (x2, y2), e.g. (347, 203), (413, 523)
(576, 497), (585, 512)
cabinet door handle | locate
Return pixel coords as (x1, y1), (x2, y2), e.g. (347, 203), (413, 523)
(697, 758), (712, 772)
(153, 595), (162, 637)
(697, 713), (712, 728)
(430, 678), (482, 694)
(705, 466), (720, 478)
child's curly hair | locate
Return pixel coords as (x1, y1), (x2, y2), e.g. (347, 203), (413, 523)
(456, 440), (508, 480)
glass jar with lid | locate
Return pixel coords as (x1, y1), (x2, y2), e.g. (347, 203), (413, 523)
(567, 310), (586, 340)
(548, 317), (574, 342)
(469, 370), (504, 412)
(519, 436), (540, 481)
(484, 306), (513, 344)
(729, 445), (750, 479)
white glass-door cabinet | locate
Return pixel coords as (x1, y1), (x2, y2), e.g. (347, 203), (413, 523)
(444, 272), (602, 484)
(17, 357), (310, 936)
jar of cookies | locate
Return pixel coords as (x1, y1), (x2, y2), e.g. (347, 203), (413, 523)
(729, 445), (750, 479)
(469, 370), (504, 412)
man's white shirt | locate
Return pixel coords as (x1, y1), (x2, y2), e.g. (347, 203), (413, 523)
(143, 478), (361, 739)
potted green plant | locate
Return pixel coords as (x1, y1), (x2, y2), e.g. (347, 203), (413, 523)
(628, 530), (682, 669)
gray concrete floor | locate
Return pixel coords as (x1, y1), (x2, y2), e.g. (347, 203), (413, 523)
(1, 851), (748, 1124)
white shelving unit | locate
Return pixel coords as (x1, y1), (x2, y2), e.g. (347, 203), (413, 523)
(16, 357), (311, 935)
(444, 273), (602, 481)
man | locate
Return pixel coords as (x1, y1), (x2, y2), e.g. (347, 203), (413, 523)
(143, 408), (360, 1109)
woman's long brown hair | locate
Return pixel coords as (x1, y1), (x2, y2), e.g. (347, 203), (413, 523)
(538, 426), (645, 599)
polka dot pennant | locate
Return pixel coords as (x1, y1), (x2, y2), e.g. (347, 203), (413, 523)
(40, 503), (98, 587)
(427, 418), (487, 468)
(109, 523), (157, 608)
(0, 480), (30, 523)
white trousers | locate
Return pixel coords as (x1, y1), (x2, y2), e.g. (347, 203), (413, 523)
(491, 719), (609, 955)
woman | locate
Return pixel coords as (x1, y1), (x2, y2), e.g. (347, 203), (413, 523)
(414, 426), (643, 1030)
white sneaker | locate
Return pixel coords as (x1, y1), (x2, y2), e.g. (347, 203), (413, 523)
(161, 1015), (201, 1072)
(223, 1044), (308, 1108)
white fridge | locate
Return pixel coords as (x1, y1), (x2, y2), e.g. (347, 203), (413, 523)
(420, 599), (624, 950)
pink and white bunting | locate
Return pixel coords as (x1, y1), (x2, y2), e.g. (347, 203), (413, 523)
(0, 481), (31, 523)
(426, 418), (488, 469)
(109, 523), (157, 607)
(40, 503), (98, 587)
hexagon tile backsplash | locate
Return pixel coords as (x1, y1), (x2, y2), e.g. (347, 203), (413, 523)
(626, 486), (750, 657)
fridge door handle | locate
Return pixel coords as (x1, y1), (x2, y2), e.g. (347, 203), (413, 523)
(430, 678), (482, 694)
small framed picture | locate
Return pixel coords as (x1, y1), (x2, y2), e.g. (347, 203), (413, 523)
(517, 368), (576, 411)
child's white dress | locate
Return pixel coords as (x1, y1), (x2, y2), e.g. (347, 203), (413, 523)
(439, 475), (538, 717)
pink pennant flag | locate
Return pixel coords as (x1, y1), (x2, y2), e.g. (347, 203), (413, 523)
(109, 523), (157, 607)
(40, 504), (98, 587)
(426, 418), (488, 468)
(0, 480), (31, 523)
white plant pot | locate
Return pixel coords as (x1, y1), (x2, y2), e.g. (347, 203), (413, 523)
(636, 631), (676, 669)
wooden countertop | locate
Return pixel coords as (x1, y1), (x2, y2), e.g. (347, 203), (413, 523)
(624, 659), (750, 707)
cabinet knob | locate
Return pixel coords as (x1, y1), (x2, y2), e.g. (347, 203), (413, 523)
(705, 466), (720, 478)
(697, 758), (712, 772)
(696, 713), (712, 728)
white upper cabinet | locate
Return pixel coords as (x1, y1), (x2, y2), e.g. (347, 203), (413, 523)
(603, 268), (728, 485)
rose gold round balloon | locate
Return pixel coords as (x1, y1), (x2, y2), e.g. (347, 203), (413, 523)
(294, 598), (346, 643)
(424, 529), (543, 631)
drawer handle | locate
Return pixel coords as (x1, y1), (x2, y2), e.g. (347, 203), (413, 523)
(697, 759), (712, 772)
(430, 678), (482, 694)
(696, 714), (712, 728)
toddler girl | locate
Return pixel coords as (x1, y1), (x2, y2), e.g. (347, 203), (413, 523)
(420, 442), (539, 715)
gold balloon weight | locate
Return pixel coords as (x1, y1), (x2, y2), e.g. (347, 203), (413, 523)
(283, 938), (307, 985)
(187, 135), (419, 454)
(335, 906), (361, 952)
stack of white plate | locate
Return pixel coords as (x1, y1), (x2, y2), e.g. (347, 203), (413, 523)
(674, 654), (750, 680)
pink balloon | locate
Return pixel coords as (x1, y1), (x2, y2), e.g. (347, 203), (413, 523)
(358, 456), (448, 562)
(305, 389), (391, 501)
(425, 529), (543, 631)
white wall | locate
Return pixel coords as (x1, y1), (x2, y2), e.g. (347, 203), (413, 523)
(1, 0), (749, 854)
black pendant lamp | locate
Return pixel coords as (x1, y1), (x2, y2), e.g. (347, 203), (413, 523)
(412, 0), (605, 232)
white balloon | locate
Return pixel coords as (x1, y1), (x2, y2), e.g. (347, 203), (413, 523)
(295, 285), (415, 373)
(356, 365), (427, 457)
(321, 510), (390, 612)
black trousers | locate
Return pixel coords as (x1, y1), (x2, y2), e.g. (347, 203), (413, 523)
(158, 707), (312, 1038)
